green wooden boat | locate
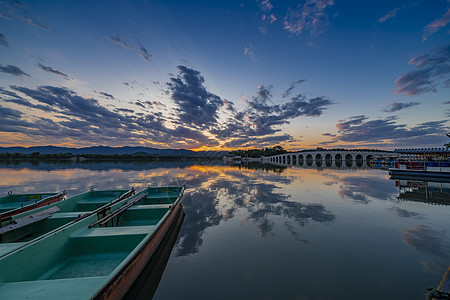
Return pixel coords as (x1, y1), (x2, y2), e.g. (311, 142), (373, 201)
(0, 186), (185, 300)
(0, 189), (134, 256)
(0, 191), (66, 219)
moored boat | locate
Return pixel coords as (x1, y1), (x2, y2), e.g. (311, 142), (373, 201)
(0, 188), (134, 256)
(0, 191), (66, 220)
(389, 160), (450, 180)
(0, 186), (185, 299)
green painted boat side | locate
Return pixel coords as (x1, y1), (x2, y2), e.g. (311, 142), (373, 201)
(0, 192), (65, 219)
(0, 189), (134, 256)
(0, 186), (185, 300)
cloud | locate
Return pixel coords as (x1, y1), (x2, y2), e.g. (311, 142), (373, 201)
(395, 43), (450, 95)
(2, 84), (215, 149)
(334, 115), (449, 147)
(382, 101), (420, 112)
(283, 0), (335, 37)
(282, 79), (306, 98)
(244, 43), (257, 61)
(322, 132), (336, 137)
(166, 65), (224, 130)
(211, 84), (333, 146)
(96, 91), (115, 100)
(0, 64), (30, 76)
(378, 7), (400, 23)
(134, 37), (152, 62)
(378, 2), (418, 23)
(423, 8), (450, 41)
(0, 32), (8, 47)
(38, 63), (69, 79)
(258, 0), (273, 12)
(108, 35), (132, 49)
(25, 17), (48, 30)
(0, 0), (48, 30)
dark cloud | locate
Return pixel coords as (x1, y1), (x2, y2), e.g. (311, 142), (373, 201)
(0, 64), (29, 76)
(0, 104), (23, 119)
(108, 35), (132, 49)
(322, 132), (336, 137)
(0, 32), (8, 47)
(96, 91), (115, 100)
(210, 83), (332, 147)
(395, 43), (450, 95)
(2, 84), (214, 148)
(334, 115), (449, 147)
(282, 79), (305, 98)
(0, 0), (48, 30)
(134, 37), (152, 62)
(382, 101), (419, 112)
(167, 65), (224, 130)
(38, 63), (68, 79)
(283, 0), (334, 37)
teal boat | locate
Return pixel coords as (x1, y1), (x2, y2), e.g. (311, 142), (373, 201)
(0, 189), (134, 256)
(0, 186), (185, 299)
(0, 191), (66, 219)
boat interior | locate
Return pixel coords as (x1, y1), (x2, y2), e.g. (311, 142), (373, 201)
(0, 187), (183, 299)
(0, 190), (129, 244)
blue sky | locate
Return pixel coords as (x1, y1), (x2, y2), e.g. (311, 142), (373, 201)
(0, 0), (449, 150)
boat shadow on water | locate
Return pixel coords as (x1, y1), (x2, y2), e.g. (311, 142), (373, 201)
(123, 206), (185, 300)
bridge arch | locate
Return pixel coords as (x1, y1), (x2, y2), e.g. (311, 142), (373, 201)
(287, 155), (291, 164)
(325, 154), (332, 161)
(335, 154), (342, 161)
(292, 155), (297, 165)
(315, 154), (322, 161)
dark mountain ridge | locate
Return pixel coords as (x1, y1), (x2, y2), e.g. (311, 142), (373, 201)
(0, 146), (227, 157)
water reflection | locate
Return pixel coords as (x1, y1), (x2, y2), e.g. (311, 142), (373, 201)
(392, 179), (450, 206)
(175, 164), (335, 255)
(336, 176), (398, 204)
(1, 161), (449, 299)
(402, 225), (450, 258)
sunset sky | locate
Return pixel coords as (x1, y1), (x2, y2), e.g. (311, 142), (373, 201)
(0, 0), (449, 151)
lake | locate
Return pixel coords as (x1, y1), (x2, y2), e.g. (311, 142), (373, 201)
(0, 160), (449, 299)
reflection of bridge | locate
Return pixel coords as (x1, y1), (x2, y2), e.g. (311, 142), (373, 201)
(262, 149), (394, 167)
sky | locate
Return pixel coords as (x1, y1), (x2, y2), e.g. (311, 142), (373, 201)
(0, 0), (449, 151)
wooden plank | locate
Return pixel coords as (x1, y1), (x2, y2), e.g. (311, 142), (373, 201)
(89, 193), (147, 228)
(0, 207), (60, 235)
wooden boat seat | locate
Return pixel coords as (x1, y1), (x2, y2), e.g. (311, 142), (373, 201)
(49, 212), (88, 219)
(74, 225), (156, 238)
(128, 204), (171, 210)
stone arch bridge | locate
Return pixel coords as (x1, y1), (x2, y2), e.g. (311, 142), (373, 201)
(262, 149), (394, 167)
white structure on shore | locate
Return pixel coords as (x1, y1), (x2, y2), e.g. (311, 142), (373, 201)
(262, 149), (394, 166)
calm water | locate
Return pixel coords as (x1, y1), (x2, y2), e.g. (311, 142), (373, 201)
(1, 160), (449, 299)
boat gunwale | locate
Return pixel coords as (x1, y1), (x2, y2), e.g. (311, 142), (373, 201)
(0, 192), (66, 220)
(0, 188), (134, 258)
(91, 186), (185, 300)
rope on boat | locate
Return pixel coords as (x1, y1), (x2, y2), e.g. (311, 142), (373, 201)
(426, 288), (450, 300)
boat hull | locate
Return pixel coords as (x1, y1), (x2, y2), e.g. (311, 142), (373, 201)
(93, 199), (184, 300)
(389, 169), (450, 180)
